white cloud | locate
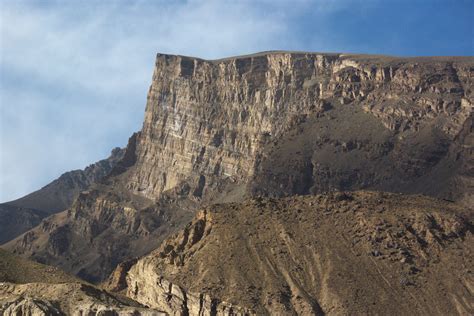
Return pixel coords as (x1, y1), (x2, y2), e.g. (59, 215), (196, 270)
(0, 0), (357, 201)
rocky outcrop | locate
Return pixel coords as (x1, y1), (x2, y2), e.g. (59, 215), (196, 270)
(123, 211), (253, 315)
(104, 258), (139, 292)
(0, 147), (125, 244)
(122, 192), (473, 315)
(0, 249), (165, 315)
(3, 187), (197, 283)
(126, 272), (253, 316)
(0, 282), (165, 316)
(1, 296), (62, 316)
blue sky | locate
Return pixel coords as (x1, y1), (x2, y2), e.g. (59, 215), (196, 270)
(1, 0), (473, 202)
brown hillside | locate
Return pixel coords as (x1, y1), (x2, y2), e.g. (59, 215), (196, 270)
(122, 191), (473, 315)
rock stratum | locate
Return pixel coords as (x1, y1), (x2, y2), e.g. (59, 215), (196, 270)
(1, 51), (473, 315)
(128, 53), (473, 204)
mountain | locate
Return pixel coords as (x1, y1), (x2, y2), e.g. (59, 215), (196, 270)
(0, 147), (124, 244)
(116, 191), (473, 315)
(3, 52), (473, 284)
(0, 248), (164, 315)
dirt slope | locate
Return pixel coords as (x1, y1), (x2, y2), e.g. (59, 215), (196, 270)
(122, 191), (473, 315)
(0, 248), (79, 284)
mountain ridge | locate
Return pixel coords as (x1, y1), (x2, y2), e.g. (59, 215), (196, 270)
(0, 147), (125, 244)
(156, 50), (474, 62)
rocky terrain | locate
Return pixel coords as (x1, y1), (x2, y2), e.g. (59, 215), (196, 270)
(0, 147), (124, 244)
(117, 191), (473, 315)
(1, 192), (472, 315)
(0, 248), (165, 315)
(1, 51), (473, 315)
(3, 184), (197, 282)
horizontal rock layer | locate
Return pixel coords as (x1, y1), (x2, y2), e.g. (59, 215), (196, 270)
(126, 52), (473, 202)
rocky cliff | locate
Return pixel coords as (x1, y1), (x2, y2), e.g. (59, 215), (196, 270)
(126, 52), (473, 203)
(3, 52), (473, 283)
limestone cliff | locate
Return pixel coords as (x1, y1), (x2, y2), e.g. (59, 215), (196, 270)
(126, 52), (473, 203)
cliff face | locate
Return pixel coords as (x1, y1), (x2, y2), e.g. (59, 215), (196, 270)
(126, 52), (473, 203)
(3, 52), (473, 283)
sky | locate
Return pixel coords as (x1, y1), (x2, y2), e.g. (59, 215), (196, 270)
(1, 0), (473, 202)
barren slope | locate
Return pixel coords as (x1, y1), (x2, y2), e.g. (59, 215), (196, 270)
(2, 184), (197, 283)
(122, 192), (473, 315)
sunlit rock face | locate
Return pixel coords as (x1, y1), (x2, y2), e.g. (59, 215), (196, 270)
(127, 52), (473, 203)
